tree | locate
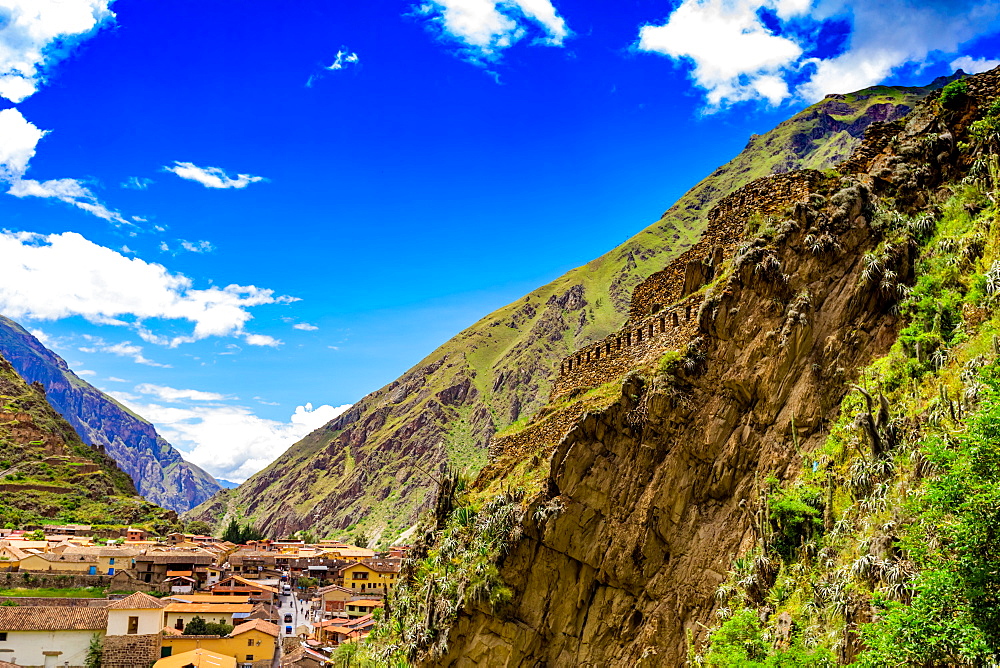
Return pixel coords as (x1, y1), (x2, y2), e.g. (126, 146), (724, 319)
(85, 633), (102, 668)
(204, 621), (233, 636)
(186, 520), (213, 536)
(183, 616), (209, 635)
(222, 518), (242, 543)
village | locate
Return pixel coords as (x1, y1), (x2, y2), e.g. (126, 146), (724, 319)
(0, 524), (407, 667)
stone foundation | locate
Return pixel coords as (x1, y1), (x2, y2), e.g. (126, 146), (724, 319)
(102, 634), (161, 668)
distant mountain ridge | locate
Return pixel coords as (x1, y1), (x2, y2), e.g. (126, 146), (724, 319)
(0, 315), (220, 513)
(186, 77), (954, 542)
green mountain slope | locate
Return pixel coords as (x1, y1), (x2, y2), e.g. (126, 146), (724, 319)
(0, 351), (175, 529)
(0, 316), (220, 513)
(187, 79), (951, 543)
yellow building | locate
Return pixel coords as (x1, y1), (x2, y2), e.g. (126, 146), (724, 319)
(51, 545), (139, 575)
(17, 551), (98, 573)
(341, 560), (400, 594)
(0, 542), (27, 570)
(160, 619), (279, 667)
(164, 603), (254, 632)
(154, 648), (237, 668)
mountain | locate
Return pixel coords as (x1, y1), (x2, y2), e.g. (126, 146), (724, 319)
(362, 69), (1000, 665)
(0, 350), (174, 528)
(0, 316), (220, 513)
(186, 79), (948, 542)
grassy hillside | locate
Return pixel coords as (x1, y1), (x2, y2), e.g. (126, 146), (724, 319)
(187, 81), (945, 544)
(0, 351), (175, 530)
(0, 315), (220, 513)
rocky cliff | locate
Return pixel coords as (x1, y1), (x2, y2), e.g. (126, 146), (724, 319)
(0, 350), (174, 528)
(402, 70), (1000, 666)
(0, 316), (220, 513)
(186, 81), (946, 543)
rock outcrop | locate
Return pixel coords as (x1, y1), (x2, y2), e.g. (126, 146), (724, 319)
(426, 68), (997, 667)
(0, 316), (219, 513)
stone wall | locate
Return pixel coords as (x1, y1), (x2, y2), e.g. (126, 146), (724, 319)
(483, 170), (825, 468)
(629, 170), (821, 323)
(0, 597), (108, 607)
(101, 634), (161, 668)
(550, 294), (702, 400)
(2, 572), (110, 589)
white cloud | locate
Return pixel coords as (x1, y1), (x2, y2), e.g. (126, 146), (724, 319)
(121, 176), (153, 190)
(112, 391), (352, 481)
(798, 0), (1000, 101)
(28, 327), (50, 345)
(78, 336), (170, 367)
(293, 322), (319, 331)
(76, 369), (96, 376)
(0, 108), (44, 180)
(134, 383), (228, 402)
(0, 108), (130, 224)
(164, 161), (266, 189)
(951, 55), (1000, 75)
(637, 0), (1000, 108)
(8, 176), (130, 226)
(637, 0), (804, 107)
(245, 333), (282, 347)
(328, 49), (359, 71)
(106, 377), (129, 382)
(0, 230), (295, 346)
(0, 0), (115, 103)
(415, 0), (571, 64)
(179, 239), (214, 253)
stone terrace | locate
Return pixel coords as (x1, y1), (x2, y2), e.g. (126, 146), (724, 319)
(482, 169), (826, 468)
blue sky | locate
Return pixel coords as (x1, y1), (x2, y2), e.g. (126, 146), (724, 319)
(0, 0), (998, 481)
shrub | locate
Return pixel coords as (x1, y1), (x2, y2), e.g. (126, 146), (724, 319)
(939, 79), (969, 110)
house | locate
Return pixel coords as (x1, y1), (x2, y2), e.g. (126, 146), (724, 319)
(17, 551), (99, 574)
(339, 560), (400, 595)
(165, 575), (197, 594)
(154, 648), (237, 668)
(210, 576), (278, 604)
(134, 549), (216, 584)
(160, 619), (278, 668)
(105, 591), (168, 636)
(164, 603), (255, 632)
(0, 605), (107, 667)
(313, 585), (353, 616)
(280, 646), (329, 667)
(125, 527), (148, 541)
(313, 614), (374, 646)
(343, 599), (382, 620)
(50, 545), (140, 575)
(0, 543), (27, 571)
(165, 595), (252, 606)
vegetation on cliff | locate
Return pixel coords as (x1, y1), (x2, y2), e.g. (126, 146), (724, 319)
(695, 97), (1000, 666)
(0, 350), (174, 530)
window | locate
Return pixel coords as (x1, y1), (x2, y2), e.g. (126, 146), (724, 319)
(0, 632), (7, 641)
(127, 616), (139, 634)
(109, 557), (115, 565)
(245, 655), (254, 661)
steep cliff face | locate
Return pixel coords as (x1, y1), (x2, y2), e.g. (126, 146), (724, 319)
(187, 83), (941, 543)
(0, 351), (174, 527)
(422, 71), (996, 666)
(0, 316), (220, 513)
